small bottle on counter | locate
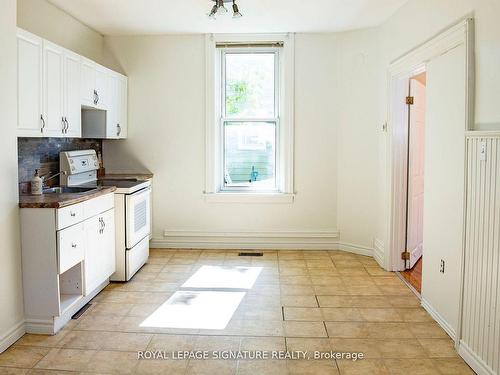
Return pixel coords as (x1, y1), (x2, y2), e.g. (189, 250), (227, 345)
(31, 169), (43, 195)
(97, 151), (106, 178)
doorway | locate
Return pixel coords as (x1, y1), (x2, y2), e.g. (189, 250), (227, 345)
(400, 72), (426, 293)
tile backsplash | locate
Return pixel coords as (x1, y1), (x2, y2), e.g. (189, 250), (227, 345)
(18, 137), (102, 193)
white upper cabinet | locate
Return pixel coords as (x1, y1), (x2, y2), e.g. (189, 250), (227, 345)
(80, 58), (96, 108)
(118, 75), (128, 139)
(17, 28), (127, 139)
(81, 58), (109, 110)
(95, 65), (109, 110)
(105, 73), (128, 139)
(63, 50), (82, 137)
(43, 40), (65, 137)
(84, 71), (128, 139)
(17, 30), (43, 137)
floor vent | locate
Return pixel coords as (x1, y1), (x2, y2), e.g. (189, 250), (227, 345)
(72, 303), (92, 319)
(238, 252), (264, 257)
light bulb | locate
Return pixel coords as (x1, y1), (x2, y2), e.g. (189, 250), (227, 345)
(232, 2), (242, 18)
(207, 4), (218, 19)
(216, 0), (228, 14)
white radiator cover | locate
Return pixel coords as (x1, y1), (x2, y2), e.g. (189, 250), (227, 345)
(460, 135), (500, 375)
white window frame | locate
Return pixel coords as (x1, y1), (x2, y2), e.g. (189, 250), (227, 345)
(205, 33), (295, 204)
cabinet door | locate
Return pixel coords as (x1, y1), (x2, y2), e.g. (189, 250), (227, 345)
(83, 209), (116, 295)
(81, 58), (96, 107)
(63, 50), (81, 137)
(17, 30), (43, 137)
(106, 74), (128, 139)
(84, 215), (101, 295)
(95, 66), (108, 109)
(43, 41), (65, 137)
(118, 75), (128, 138)
(101, 209), (116, 278)
(105, 73), (119, 139)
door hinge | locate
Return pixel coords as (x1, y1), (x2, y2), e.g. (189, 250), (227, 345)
(406, 96), (414, 105)
(401, 251), (410, 260)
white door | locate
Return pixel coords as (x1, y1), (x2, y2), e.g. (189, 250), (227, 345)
(43, 41), (64, 137)
(63, 50), (81, 137)
(421, 44), (466, 330)
(17, 30), (43, 136)
(81, 58), (96, 107)
(407, 76), (426, 268)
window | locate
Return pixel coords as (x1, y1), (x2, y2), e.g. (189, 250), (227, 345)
(222, 50), (279, 190)
(205, 34), (295, 202)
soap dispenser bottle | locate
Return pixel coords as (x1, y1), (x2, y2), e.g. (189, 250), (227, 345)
(31, 169), (43, 195)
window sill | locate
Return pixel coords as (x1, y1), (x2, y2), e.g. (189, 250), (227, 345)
(204, 192), (295, 204)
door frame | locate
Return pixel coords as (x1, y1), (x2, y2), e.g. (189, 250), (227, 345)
(384, 17), (474, 271)
(383, 17), (475, 346)
(403, 65), (426, 270)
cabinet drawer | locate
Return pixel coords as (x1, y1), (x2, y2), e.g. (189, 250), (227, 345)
(57, 223), (84, 274)
(84, 193), (114, 219)
(56, 203), (84, 230)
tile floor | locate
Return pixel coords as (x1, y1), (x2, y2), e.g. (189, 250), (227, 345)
(0, 249), (474, 374)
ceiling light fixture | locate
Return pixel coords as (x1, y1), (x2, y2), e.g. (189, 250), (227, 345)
(208, 0), (242, 20)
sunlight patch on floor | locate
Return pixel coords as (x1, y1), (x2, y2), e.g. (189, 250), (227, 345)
(140, 290), (245, 329)
(182, 265), (263, 289)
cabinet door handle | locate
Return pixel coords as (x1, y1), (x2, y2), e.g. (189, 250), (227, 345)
(117, 124), (121, 136)
(98, 217), (104, 233)
(40, 114), (45, 133)
(70, 211), (76, 217)
(61, 117), (65, 134)
(64, 117), (69, 133)
(93, 90), (98, 105)
(71, 243), (77, 248)
(95, 91), (99, 104)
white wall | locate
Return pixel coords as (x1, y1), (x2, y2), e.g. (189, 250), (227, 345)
(336, 28), (382, 252)
(0, 0), (25, 352)
(102, 34), (340, 245)
(379, 0), (500, 129)
(376, 0), (500, 335)
(17, 0), (122, 70)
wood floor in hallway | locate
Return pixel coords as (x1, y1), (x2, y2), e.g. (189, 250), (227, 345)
(400, 257), (423, 294)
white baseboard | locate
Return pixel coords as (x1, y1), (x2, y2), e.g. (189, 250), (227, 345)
(336, 242), (373, 257)
(421, 297), (456, 340)
(24, 318), (54, 335)
(153, 230), (340, 250)
(373, 238), (385, 267)
(152, 230), (374, 256)
(0, 320), (25, 353)
(458, 340), (495, 375)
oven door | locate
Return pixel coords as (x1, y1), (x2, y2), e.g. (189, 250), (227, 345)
(125, 187), (151, 249)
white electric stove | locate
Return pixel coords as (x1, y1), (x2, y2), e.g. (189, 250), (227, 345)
(59, 150), (151, 281)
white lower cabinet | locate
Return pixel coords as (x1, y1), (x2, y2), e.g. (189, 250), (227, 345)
(20, 193), (115, 334)
(84, 208), (115, 295)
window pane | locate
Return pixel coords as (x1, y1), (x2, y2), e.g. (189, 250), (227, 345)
(225, 53), (275, 118)
(224, 122), (276, 189)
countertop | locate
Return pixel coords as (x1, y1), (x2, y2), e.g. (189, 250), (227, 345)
(19, 186), (117, 209)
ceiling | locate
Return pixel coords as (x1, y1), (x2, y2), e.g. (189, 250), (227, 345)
(47, 0), (409, 35)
